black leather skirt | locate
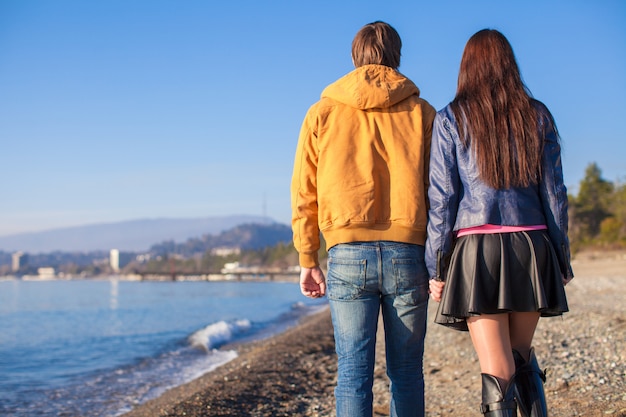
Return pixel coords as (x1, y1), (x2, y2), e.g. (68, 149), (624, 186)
(434, 230), (569, 331)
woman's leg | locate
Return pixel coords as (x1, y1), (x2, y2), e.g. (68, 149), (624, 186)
(509, 312), (540, 361)
(509, 312), (547, 417)
(467, 314), (517, 416)
(467, 314), (515, 382)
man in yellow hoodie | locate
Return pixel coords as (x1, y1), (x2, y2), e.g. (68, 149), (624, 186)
(291, 21), (435, 417)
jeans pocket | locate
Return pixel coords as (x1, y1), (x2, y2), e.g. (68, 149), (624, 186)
(392, 257), (429, 303)
(327, 257), (367, 301)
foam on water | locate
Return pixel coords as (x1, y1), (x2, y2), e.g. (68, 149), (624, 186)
(188, 319), (251, 352)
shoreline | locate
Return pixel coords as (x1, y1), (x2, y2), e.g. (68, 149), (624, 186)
(123, 255), (626, 417)
(121, 306), (337, 417)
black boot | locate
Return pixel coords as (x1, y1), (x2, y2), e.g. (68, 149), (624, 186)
(512, 348), (548, 417)
(480, 373), (517, 416)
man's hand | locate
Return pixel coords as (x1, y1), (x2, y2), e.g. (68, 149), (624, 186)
(300, 266), (326, 298)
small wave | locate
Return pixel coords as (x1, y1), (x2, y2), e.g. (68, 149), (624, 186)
(187, 319), (251, 352)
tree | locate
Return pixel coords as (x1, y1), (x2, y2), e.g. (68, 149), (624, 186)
(571, 163), (614, 242)
(608, 181), (626, 244)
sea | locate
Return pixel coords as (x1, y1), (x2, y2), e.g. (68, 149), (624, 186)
(0, 278), (328, 417)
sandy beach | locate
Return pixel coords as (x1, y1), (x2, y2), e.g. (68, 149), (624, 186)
(122, 252), (626, 417)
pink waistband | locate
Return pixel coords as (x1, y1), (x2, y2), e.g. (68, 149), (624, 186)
(456, 224), (547, 238)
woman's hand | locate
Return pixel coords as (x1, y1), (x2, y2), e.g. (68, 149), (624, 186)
(562, 275), (573, 286)
(429, 279), (445, 302)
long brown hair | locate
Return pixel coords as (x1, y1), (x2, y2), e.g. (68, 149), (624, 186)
(351, 21), (402, 69)
(451, 29), (542, 189)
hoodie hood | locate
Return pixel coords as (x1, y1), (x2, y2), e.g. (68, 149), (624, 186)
(321, 64), (420, 110)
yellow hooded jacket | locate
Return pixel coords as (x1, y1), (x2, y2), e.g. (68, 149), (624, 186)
(291, 64), (436, 267)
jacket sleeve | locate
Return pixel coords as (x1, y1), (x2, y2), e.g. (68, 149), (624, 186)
(425, 109), (461, 279)
(291, 106), (321, 268)
(538, 109), (574, 279)
(422, 101), (437, 209)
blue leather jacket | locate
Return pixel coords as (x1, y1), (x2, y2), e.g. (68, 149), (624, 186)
(425, 101), (574, 280)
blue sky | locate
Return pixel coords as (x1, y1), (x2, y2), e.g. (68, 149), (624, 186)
(1, 0), (624, 237)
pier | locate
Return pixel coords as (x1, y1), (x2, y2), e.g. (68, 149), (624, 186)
(129, 270), (300, 282)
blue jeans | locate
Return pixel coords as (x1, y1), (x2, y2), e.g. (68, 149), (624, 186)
(326, 241), (429, 417)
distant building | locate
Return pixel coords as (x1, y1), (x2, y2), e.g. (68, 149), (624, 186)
(12, 252), (28, 272)
(37, 267), (55, 279)
(135, 253), (152, 263)
(211, 247), (241, 256)
(221, 261), (240, 273)
(110, 249), (120, 273)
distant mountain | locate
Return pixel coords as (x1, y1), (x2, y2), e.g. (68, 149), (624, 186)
(150, 223), (293, 256)
(0, 216), (278, 253)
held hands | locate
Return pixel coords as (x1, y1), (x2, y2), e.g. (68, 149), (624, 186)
(300, 266), (326, 298)
(563, 275), (573, 286)
(429, 279), (445, 302)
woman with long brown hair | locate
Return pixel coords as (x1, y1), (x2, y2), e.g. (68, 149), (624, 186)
(426, 29), (573, 417)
